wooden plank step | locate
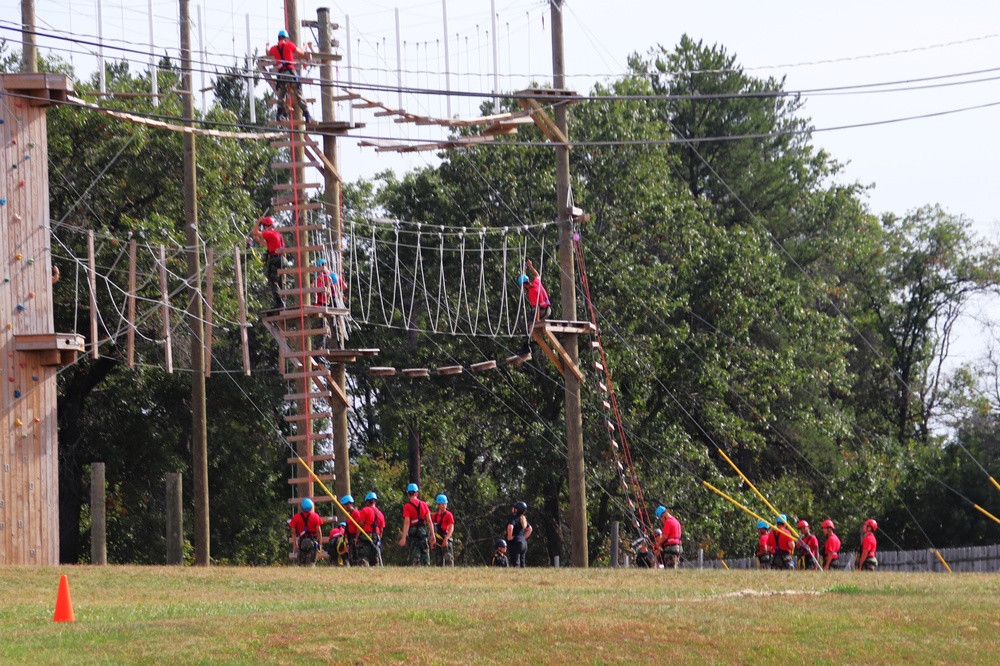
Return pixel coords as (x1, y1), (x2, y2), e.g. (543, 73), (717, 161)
(331, 93), (360, 102)
(288, 453), (336, 463)
(533, 319), (597, 334)
(323, 349), (377, 361)
(598, 382), (608, 393)
(471, 360), (497, 372)
(352, 101), (381, 109)
(506, 352), (531, 365)
(287, 496), (336, 504)
(436, 365), (463, 376)
(272, 203), (325, 212)
(271, 139), (321, 149)
(601, 400), (611, 410)
(263, 306), (349, 322)
(274, 182), (323, 191)
(284, 391), (333, 401)
(593, 361), (604, 371)
(276, 328), (329, 337)
(402, 368), (429, 378)
(283, 370), (331, 380)
(369, 367), (396, 376)
(590, 340), (601, 349)
(284, 412), (332, 423)
(276, 245), (325, 254)
(272, 161), (324, 170)
(288, 474), (336, 484)
(280, 348), (333, 358)
(279, 266), (329, 275)
(285, 433), (332, 445)
(278, 286), (330, 296)
(306, 120), (366, 133)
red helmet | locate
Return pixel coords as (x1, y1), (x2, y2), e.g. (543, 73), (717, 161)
(821, 519), (835, 530)
(864, 519), (878, 532)
(797, 520), (809, 529)
(259, 216), (275, 227)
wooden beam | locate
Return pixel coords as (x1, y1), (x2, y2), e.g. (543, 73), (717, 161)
(127, 239), (136, 368)
(532, 331), (565, 377)
(305, 144), (341, 183)
(204, 247), (214, 377)
(542, 329), (584, 383)
(158, 245), (172, 373)
(233, 245), (250, 375)
(327, 375), (351, 408)
(87, 231), (99, 359)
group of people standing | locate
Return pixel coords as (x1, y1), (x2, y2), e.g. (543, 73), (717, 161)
(491, 501), (533, 567)
(756, 516), (879, 571)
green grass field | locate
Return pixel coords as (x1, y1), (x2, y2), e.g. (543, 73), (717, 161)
(1, 566), (998, 665)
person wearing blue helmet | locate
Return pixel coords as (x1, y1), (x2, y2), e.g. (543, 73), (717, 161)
(340, 494), (363, 563)
(399, 483), (434, 565)
(755, 520), (773, 568)
(432, 494), (455, 567)
(355, 492), (385, 566)
(653, 506), (683, 569)
(266, 28), (313, 122)
(514, 259), (551, 358)
(768, 514), (795, 570)
(289, 497), (323, 566)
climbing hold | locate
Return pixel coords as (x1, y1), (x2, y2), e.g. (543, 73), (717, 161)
(14, 419), (21, 427)
(28, 292), (35, 299)
(31, 376), (38, 381)
(13, 390), (20, 398)
(10, 139), (15, 144)
(5, 324), (10, 330)
(3, 277), (9, 282)
(0, 119), (4, 124)
(12, 215), (20, 223)
(18, 181), (24, 188)
(11, 163), (17, 170)
(33, 417), (39, 424)
(15, 254), (22, 261)
(573, 233), (580, 242)
(29, 141), (36, 147)
(16, 305), (25, 312)
(26, 258), (34, 265)
(23, 154), (30, 160)
(0, 199), (7, 206)
(19, 362), (25, 369)
(7, 376), (12, 382)
(21, 434), (27, 439)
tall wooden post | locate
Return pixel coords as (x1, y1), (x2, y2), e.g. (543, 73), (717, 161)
(318, 7), (351, 502)
(90, 463), (106, 565)
(550, 0), (587, 567)
(21, 0), (37, 73)
(180, 0), (210, 567)
(165, 473), (183, 564)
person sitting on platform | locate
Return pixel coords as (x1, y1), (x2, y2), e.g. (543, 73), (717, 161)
(516, 259), (551, 357)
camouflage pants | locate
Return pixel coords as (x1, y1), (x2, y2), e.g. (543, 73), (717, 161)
(861, 557), (878, 571)
(407, 527), (430, 566)
(297, 537), (318, 566)
(771, 553), (794, 570)
(434, 539), (454, 567)
(356, 536), (381, 566)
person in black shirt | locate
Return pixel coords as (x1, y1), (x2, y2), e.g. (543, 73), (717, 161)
(491, 539), (510, 567)
(506, 501), (533, 567)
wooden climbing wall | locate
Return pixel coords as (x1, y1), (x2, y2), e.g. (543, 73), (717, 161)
(0, 73), (74, 564)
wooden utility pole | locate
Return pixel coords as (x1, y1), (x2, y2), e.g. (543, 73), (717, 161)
(180, 0), (210, 566)
(21, 0), (37, 73)
(550, 0), (588, 567)
(317, 7), (351, 502)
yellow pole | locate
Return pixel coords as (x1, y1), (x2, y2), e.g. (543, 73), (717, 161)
(973, 504), (1000, 528)
(934, 549), (953, 573)
(702, 481), (795, 542)
(295, 455), (374, 545)
(719, 558), (730, 570)
(990, 477), (1000, 495)
(716, 448), (799, 538)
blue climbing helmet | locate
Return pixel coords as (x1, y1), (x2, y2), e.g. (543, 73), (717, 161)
(277, 29), (289, 39)
(406, 483), (419, 493)
(317, 258), (327, 266)
(364, 491), (378, 502)
(776, 514), (788, 525)
(756, 520), (768, 530)
(435, 494), (448, 505)
(338, 521), (347, 528)
(330, 272), (338, 283)
(340, 494), (354, 505)
(655, 505), (667, 520)
(517, 274), (530, 286)
(301, 498), (314, 511)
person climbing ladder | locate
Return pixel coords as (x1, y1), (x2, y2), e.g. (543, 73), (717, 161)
(251, 215), (286, 310)
(266, 29), (313, 123)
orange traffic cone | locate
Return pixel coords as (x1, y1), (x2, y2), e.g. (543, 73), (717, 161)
(53, 574), (75, 622)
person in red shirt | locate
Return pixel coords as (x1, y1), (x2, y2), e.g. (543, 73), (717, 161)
(858, 519), (878, 571)
(755, 520), (773, 568)
(820, 519), (841, 570)
(653, 506), (683, 569)
(339, 494), (364, 564)
(326, 521), (350, 566)
(266, 29), (312, 122)
(355, 491), (384, 566)
(432, 494), (456, 567)
(515, 259), (552, 358)
(251, 215), (286, 309)
(768, 514), (795, 569)
(289, 497), (324, 566)
(795, 520), (821, 570)
(398, 483), (434, 565)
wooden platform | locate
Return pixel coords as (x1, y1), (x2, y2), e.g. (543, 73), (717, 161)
(15, 333), (86, 367)
(436, 365), (463, 376)
(369, 367), (397, 376)
(531, 319), (597, 335)
(262, 306), (349, 323)
(321, 348), (380, 363)
(0, 73), (74, 106)
(306, 120), (366, 135)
